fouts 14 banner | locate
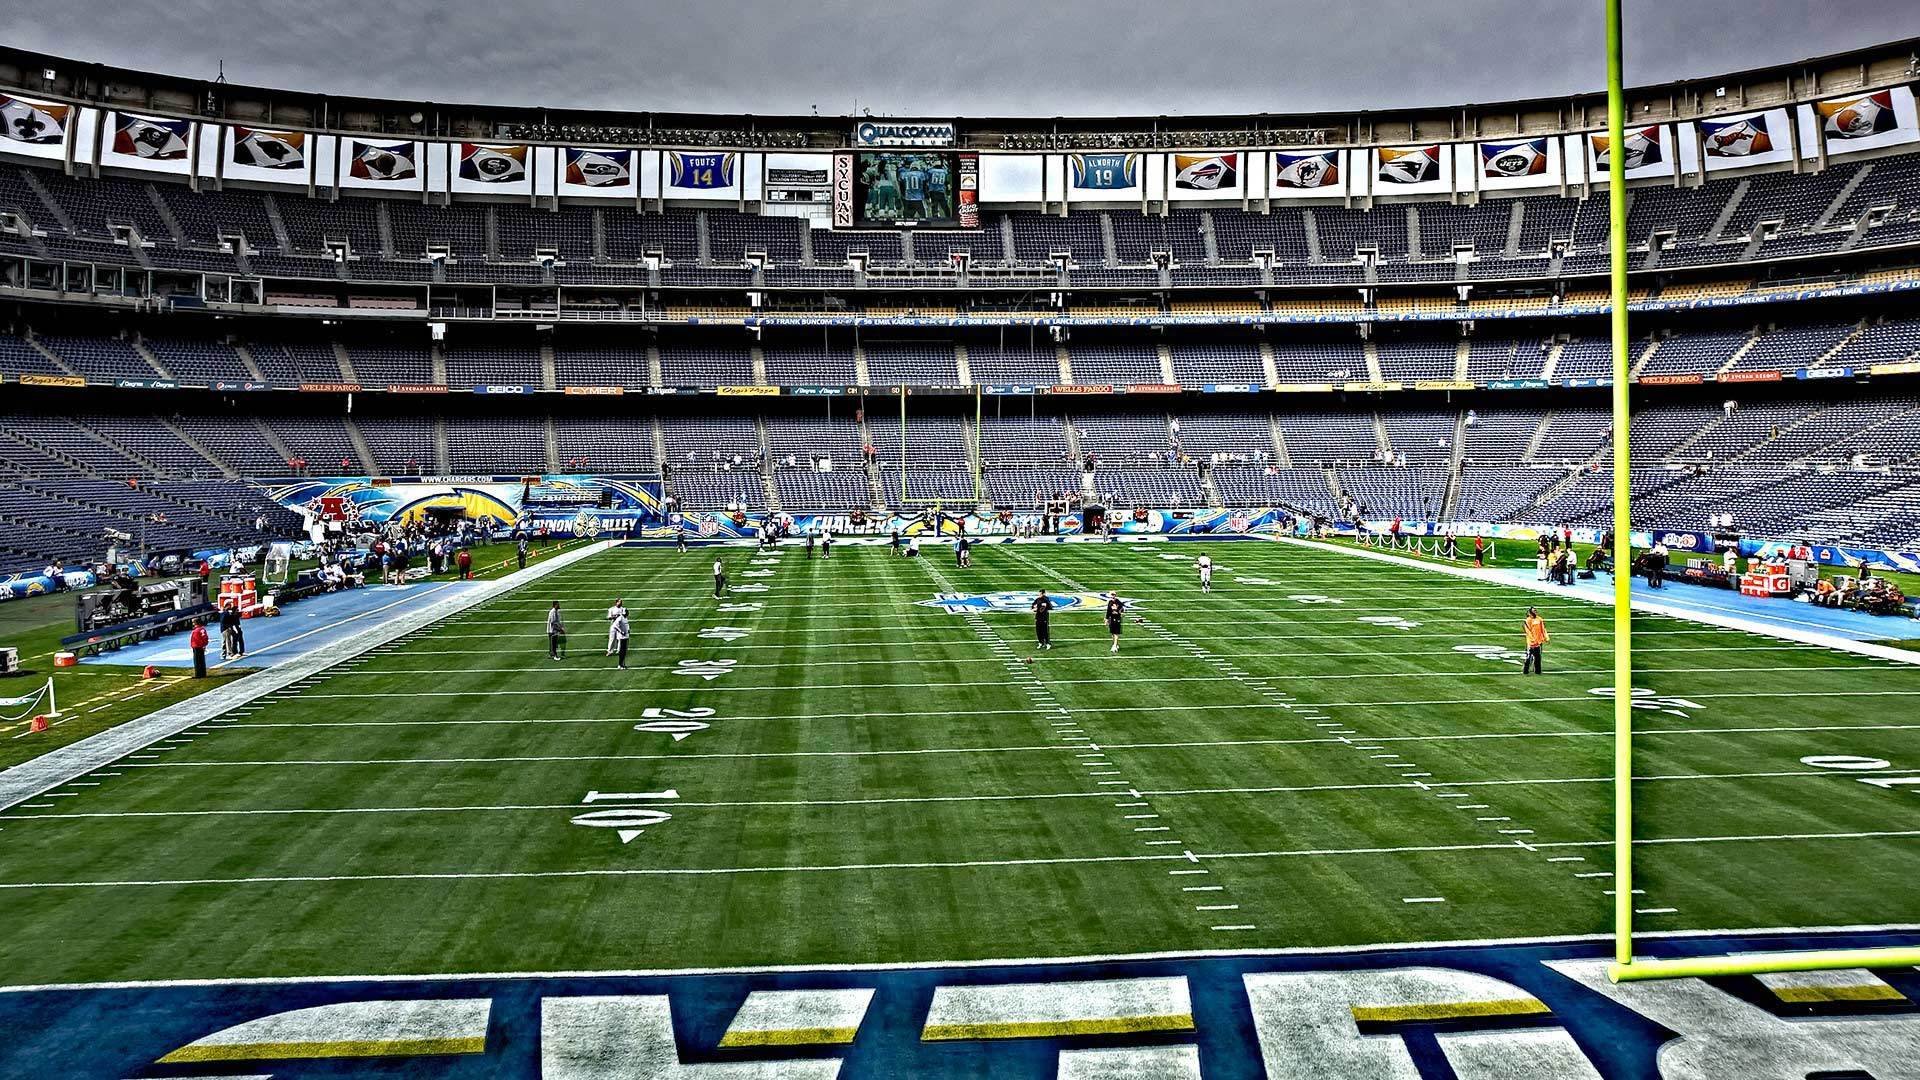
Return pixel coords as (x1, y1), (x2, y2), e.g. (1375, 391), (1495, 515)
(670, 152), (736, 190)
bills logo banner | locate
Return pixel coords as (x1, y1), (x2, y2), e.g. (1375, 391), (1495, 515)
(459, 143), (527, 183)
(113, 114), (190, 160)
(1173, 153), (1238, 191)
(565, 148), (632, 187)
(231, 127), (306, 170)
(1481, 138), (1548, 177)
(1070, 153), (1138, 190)
(1590, 126), (1662, 169)
(349, 141), (417, 181)
(669, 152), (735, 190)
(1274, 150), (1338, 188)
(0, 94), (70, 144)
(1377, 145), (1440, 184)
(1818, 90), (1897, 139)
(1700, 115), (1772, 157)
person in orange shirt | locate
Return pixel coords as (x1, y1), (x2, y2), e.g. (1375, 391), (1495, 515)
(1522, 607), (1549, 675)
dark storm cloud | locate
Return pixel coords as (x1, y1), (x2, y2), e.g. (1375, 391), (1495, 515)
(11, 0), (1920, 117)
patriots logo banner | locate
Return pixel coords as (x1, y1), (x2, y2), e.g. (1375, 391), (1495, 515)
(566, 147), (632, 187)
(1590, 126), (1663, 170)
(231, 127), (305, 170)
(460, 143), (527, 183)
(0, 95), (70, 145)
(669, 152), (736, 190)
(112, 114), (190, 160)
(1173, 153), (1237, 191)
(1070, 153), (1138, 190)
(1700, 115), (1773, 158)
(349, 140), (417, 181)
(1481, 138), (1548, 177)
(1274, 150), (1338, 188)
(1818, 91), (1897, 140)
(1377, 145), (1440, 184)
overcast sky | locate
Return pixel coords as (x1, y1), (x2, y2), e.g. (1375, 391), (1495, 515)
(12, 0), (1920, 118)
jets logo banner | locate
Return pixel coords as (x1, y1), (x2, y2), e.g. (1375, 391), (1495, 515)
(112, 114), (190, 160)
(565, 147), (632, 187)
(460, 143), (527, 183)
(0, 94), (70, 145)
(1274, 150), (1338, 188)
(1376, 145), (1440, 184)
(1589, 126), (1663, 170)
(1070, 153), (1138, 190)
(349, 141), (417, 181)
(231, 127), (306, 170)
(1481, 138), (1548, 177)
(669, 151), (735, 190)
(1817, 90), (1897, 139)
(1700, 114), (1773, 158)
(1172, 153), (1237, 191)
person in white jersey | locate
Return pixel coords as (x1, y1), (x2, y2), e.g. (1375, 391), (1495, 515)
(604, 598), (627, 656)
(1196, 555), (1213, 593)
(713, 558), (729, 598)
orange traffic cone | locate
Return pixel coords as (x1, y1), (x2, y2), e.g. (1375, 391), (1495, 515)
(142, 665), (158, 680)
(29, 715), (48, 733)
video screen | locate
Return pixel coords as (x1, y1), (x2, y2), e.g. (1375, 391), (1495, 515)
(853, 151), (966, 228)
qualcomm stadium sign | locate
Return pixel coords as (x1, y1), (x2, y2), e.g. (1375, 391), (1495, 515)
(853, 120), (956, 147)
(6, 930), (1917, 1076)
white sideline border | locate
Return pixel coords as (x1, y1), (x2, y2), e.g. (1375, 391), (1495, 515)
(0, 540), (617, 812)
(1265, 534), (1920, 668)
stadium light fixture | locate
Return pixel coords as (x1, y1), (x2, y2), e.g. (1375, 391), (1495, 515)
(1603, 0), (1920, 983)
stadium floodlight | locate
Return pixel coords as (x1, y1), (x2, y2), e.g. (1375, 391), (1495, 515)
(1601, 0), (1918, 983)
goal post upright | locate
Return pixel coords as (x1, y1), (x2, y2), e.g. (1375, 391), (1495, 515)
(1606, 0), (1635, 974)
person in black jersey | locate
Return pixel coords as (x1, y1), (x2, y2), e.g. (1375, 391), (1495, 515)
(955, 533), (970, 568)
(675, 526), (688, 553)
(1105, 592), (1125, 653)
(1032, 590), (1054, 650)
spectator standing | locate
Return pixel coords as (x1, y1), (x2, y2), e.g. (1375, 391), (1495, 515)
(609, 608), (630, 669)
(188, 618), (209, 678)
(605, 599), (627, 656)
(1522, 607), (1549, 675)
(546, 602), (566, 661)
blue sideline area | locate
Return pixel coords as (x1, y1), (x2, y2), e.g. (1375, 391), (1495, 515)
(77, 579), (490, 671)
(1495, 565), (1920, 642)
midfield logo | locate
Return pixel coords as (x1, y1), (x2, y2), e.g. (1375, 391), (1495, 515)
(917, 591), (1136, 615)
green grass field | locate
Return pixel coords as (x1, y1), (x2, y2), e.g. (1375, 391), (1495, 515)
(3, 538), (1918, 988)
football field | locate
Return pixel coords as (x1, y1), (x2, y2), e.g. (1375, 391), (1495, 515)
(4, 537), (1920, 988)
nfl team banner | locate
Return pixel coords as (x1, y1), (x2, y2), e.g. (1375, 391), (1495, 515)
(349, 140), (417, 182)
(1070, 153), (1139, 190)
(1376, 145), (1439, 184)
(113, 113), (190, 160)
(1173, 153), (1237, 191)
(565, 147), (632, 187)
(231, 127), (306, 170)
(1481, 138), (1548, 177)
(459, 143), (527, 183)
(0, 94), (70, 145)
(1589, 125), (1664, 171)
(669, 151), (735, 190)
(1817, 90), (1898, 139)
(1274, 150), (1338, 188)
(1699, 114), (1772, 158)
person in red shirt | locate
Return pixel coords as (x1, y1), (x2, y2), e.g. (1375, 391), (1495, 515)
(188, 618), (210, 678)
(455, 547), (473, 580)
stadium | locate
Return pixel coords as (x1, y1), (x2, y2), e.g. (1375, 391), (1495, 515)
(2, 14), (1920, 1076)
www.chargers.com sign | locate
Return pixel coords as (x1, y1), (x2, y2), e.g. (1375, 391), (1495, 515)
(918, 591), (1131, 614)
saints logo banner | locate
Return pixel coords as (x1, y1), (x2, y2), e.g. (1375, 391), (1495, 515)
(113, 114), (190, 160)
(460, 143), (527, 183)
(1070, 153), (1138, 190)
(1817, 90), (1898, 140)
(231, 127), (306, 170)
(1274, 150), (1338, 188)
(1480, 138), (1548, 177)
(1172, 153), (1237, 191)
(0, 94), (70, 145)
(1700, 114), (1773, 158)
(1589, 126), (1663, 170)
(565, 148), (632, 187)
(670, 152), (736, 190)
(1377, 145), (1440, 184)
(349, 141), (417, 181)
